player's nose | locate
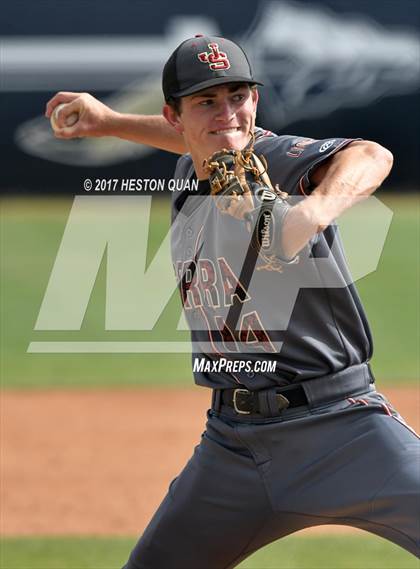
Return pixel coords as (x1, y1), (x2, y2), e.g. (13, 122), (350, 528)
(214, 100), (235, 122)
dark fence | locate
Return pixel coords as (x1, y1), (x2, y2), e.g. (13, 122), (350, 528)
(2, 0), (419, 193)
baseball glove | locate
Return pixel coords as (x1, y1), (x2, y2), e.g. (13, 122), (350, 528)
(203, 147), (293, 270)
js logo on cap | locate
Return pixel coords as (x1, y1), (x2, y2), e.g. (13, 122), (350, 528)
(198, 43), (231, 71)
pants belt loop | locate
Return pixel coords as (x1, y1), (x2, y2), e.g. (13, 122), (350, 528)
(302, 363), (370, 408)
(212, 389), (222, 412)
(367, 363), (375, 384)
(258, 388), (279, 418)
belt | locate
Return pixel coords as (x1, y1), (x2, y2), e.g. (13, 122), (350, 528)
(211, 363), (374, 418)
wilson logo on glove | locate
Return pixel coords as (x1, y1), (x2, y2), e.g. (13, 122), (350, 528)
(256, 188), (277, 202)
(259, 211), (274, 249)
(203, 145), (293, 272)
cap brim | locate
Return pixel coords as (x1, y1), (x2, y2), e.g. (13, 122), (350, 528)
(169, 76), (264, 100)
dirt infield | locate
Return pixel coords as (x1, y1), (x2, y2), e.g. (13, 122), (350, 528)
(1, 386), (418, 536)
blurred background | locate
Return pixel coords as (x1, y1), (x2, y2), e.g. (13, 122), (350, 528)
(1, 0), (419, 192)
(1, 1), (419, 568)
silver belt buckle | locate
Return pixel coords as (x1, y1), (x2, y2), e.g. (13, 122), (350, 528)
(233, 388), (251, 415)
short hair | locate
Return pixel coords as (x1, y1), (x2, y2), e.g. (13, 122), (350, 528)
(167, 96), (182, 115)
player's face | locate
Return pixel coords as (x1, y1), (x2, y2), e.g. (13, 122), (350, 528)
(164, 83), (258, 178)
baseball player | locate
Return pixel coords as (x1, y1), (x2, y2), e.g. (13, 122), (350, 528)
(46, 36), (419, 568)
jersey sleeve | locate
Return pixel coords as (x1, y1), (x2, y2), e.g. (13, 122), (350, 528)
(256, 134), (360, 196)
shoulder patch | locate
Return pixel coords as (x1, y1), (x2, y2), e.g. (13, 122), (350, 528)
(286, 138), (316, 158)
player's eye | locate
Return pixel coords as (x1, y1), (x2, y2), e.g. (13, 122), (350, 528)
(232, 94), (245, 102)
(199, 99), (213, 106)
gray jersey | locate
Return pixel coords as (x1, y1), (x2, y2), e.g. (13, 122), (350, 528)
(171, 128), (372, 389)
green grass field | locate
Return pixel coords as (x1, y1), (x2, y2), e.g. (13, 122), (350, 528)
(1, 534), (418, 569)
(1, 194), (419, 568)
(1, 194), (419, 388)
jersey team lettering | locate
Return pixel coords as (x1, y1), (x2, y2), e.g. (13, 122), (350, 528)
(176, 256), (276, 353)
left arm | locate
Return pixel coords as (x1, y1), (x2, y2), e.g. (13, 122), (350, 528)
(281, 140), (394, 259)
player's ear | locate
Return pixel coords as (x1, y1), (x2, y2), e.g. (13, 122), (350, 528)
(251, 87), (259, 114)
(163, 104), (184, 134)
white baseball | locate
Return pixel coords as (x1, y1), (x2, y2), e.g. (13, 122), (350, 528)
(50, 103), (79, 131)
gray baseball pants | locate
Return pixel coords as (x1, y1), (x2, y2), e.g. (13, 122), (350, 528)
(123, 379), (420, 568)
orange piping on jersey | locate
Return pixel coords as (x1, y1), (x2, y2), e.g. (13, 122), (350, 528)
(299, 176), (308, 196)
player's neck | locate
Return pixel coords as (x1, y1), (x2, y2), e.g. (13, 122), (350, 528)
(193, 160), (209, 181)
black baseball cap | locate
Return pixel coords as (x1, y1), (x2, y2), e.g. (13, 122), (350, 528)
(162, 35), (263, 102)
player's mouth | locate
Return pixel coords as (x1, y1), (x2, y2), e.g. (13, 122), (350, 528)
(209, 127), (241, 135)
